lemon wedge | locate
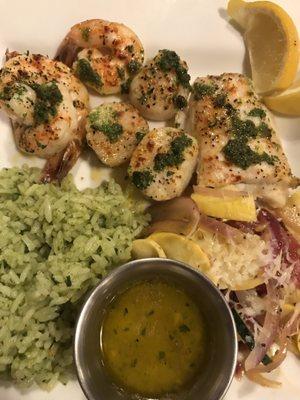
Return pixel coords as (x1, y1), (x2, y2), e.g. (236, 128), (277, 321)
(149, 232), (210, 271)
(227, 0), (299, 94)
(264, 80), (300, 116)
(131, 239), (166, 259)
(191, 191), (256, 221)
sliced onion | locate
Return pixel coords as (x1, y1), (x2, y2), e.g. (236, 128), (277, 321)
(246, 304), (300, 381)
(259, 209), (300, 288)
(244, 280), (281, 371)
(246, 370), (281, 388)
(145, 197), (200, 237)
(198, 214), (244, 243)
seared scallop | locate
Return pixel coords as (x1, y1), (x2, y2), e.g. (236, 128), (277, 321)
(86, 102), (149, 167)
(129, 50), (190, 121)
(128, 127), (198, 201)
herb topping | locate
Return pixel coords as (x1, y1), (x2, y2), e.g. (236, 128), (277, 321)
(154, 134), (192, 172)
(76, 58), (102, 88)
(131, 170), (154, 190)
(31, 82), (63, 125)
(156, 49), (190, 88)
(193, 82), (215, 100)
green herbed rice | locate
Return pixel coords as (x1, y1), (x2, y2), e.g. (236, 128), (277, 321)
(0, 166), (149, 389)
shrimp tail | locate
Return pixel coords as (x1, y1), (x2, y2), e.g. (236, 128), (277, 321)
(55, 39), (80, 67)
(41, 139), (82, 183)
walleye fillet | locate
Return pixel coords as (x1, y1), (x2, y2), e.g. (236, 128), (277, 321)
(189, 73), (297, 207)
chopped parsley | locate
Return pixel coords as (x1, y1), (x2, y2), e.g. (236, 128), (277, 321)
(257, 122), (272, 138)
(158, 351), (166, 360)
(0, 83), (27, 101)
(65, 275), (72, 287)
(31, 82), (63, 125)
(179, 324), (190, 333)
(173, 94), (187, 110)
(135, 131), (146, 143)
(222, 112), (275, 168)
(156, 49), (190, 88)
(76, 58), (102, 88)
(231, 116), (257, 139)
(193, 82), (215, 100)
(89, 107), (123, 143)
(125, 45), (134, 53)
(127, 60), (141, 75)
(121, 78), (132, 94)
(248, 107), (266, 119)
(92, 121), (123, 143)
(223, 137), (276, 169)
(117, 66), (125, 81)
(131, 170), (154, 190)
(213, 93), (227, 108)
(154, 134), (192, 172)
(81, 27), (91, 41)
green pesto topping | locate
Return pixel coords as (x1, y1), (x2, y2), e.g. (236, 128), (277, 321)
(173, 94), (187, 110)
(0, 83), (27, 101)
(117, 66), (125, 81)
(65, 275), (72, 287)
(31, 82), (63, 125)
(179, 324), (190, 333)
(125, 45), (134, 53)
(135, 131), (146, 143)
(248, 107), (266, 119)
(89, 107), (123, 143)
(90, 120), (123, 143)
(231, 116), (272, 139)
(154, 134), (192, 172)
(223, 137), (276, 169)
(193, 82), (215, 100)
(81, 27), (91, 42)
(76, 58), (102, 88)
(156, 49), (190, 88)
(131, 170), (154, 190)
(231, 116), (257, 139)
(221, 105), (275, 168)
(257, 122), (272, 138)
(213, 93), (227, 108)
(127, 60), (142, 75)
(121, 78), (132, 94)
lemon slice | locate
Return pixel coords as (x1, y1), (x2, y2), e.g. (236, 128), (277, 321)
(264, 80), (300, 116)
(149, 232), (210, 271)
(227, 0), (299, 94)
(131, 239), (166, 259)
(191, 191), (256, 222)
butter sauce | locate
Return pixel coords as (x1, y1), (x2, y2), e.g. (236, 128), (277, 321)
(101, 279), (207, 396)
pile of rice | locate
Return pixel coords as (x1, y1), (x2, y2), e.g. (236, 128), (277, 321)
(0, 166), (149, 388)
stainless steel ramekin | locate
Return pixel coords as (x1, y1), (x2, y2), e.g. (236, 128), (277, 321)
(74, 258), (237, 400)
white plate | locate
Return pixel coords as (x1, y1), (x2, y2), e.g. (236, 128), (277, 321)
(0, 0), (299, 399)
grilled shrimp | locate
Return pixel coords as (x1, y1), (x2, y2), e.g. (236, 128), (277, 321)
(56, 19), (144, 95)
(0, 52), (89, 182)
(86, 102), (149, 167)
(129, 50), (190, 121)
(128, 127), (198, 201)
